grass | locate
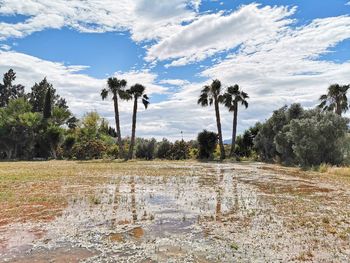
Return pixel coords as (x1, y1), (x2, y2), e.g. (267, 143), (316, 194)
(0, 160), (200, 226)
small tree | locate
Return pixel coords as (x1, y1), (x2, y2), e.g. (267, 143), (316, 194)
(197, 130), (217, 160)
(156, 138), (172, 159)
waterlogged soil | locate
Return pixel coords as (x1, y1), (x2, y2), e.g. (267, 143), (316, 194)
(0, 161), (350, 262)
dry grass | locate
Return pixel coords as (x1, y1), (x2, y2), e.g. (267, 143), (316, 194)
(0, 160), (196, 226)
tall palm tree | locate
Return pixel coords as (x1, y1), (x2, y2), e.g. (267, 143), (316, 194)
(198, 79), (225, 160)
(127, 84), (150, 160)
(101, 77), (129, 158)
(318, 84), (349, 116)
(222, 84), (249, 157)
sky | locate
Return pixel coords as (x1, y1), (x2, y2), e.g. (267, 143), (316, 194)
(0, 0), (350, 141)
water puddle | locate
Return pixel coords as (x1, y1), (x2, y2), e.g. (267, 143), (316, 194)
(2, 162), (345, 262)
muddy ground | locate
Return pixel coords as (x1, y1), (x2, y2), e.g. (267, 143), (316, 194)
(0, 161), (349, 262)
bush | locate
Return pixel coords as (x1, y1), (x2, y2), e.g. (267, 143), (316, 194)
(286, 112), (348, 166)
(170, 140), (190, 160)
(197, 130), (217, 159)
(254, 104), (349, 167)
(156, 138), (172, 159)
(106, 144), (119, 159)
(135, 138), (156, 160)
(72, 139), (107, 160)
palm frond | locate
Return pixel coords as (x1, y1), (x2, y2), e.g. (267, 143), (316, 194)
(100, 88), (109, 100)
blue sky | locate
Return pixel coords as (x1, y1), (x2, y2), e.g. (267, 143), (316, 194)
(0, 0), (350, 140)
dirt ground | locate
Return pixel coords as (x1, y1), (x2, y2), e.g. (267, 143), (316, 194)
(0, 160), (349, 262)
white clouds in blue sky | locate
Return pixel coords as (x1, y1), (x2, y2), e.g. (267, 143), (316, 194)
(0, 0), (350, 140)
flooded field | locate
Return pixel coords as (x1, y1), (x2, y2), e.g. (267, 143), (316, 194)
(0, 161), (350, 262)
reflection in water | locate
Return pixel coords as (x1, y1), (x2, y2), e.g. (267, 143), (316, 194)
(130, 176), (137, 223)
(2, 164), (261, 262)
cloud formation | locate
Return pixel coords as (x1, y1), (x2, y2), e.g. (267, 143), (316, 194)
(0, 0), (200, 41)
(0, 2), (350, 140)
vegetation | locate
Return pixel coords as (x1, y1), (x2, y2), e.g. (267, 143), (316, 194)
(198, 79), (226, 160)
(101, 77), (129, 158)
(318, 84), (349, 116)
(222, 84), (249, 157)
(0, 69), (349, 168)
(197, 130), (217, 160)
(127, 84), (150, 160)
(253, 104), (349, 167)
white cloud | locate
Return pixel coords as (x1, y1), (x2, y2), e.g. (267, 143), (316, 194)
(0, 2), (350, 141)
(159, 79), (190, 86)
(0, 44), (11, 51)
(0, 0), (200, 41)
(146, 4), (296, 66)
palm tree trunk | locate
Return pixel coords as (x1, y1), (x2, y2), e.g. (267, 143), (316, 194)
(230, 102), (238, 157)
(128, 97), (138, 160)
(214, 98), (225, 160)
(113, 95), (124, 158)
(335, 101), (342, 116)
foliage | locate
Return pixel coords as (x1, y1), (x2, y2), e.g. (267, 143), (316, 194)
(135, 138), (156, 160)
(318, 84), (349, 116)
(198, 79), (226, 160)
(170, 140), (190, 160)
(197, 130), (217, 160)
(71, 139), (107, 160)
(0, 69), (25, 107)
(254, 104), (349, 166)
(234, 124), (260, 158)
(126, 84), (150, 160)
(222, 84), (249, 156)
(156, 138), (173, 159)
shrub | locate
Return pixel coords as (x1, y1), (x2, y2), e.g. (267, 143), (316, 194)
(72, 139), (107, 160)
(197, 130), (217, 160)
(135, 138), (156, 160)
(170, 140), (190, 160)
(156, 138), (172, 159)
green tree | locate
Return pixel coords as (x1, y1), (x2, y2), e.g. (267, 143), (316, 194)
(198, 79), (225, 160)
(101, 77), (129, 158)
(222, 84), (249, 157)
(156, 138), (172, 159)
(318, 84), (349, 116)
(286, 111), (348, 166)
(197, 130), (217, 160)
(29, 78), (68, 112)
(43, 87), (52, 119)
(135, 138), (156, 160)
(126, 84), (150, 160)
(0, 69), (25, 107)
(0, 98), (41, 159)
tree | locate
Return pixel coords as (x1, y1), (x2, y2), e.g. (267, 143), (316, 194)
(126, 84), (150, 160)
(222, 84), (249, 157)
(101, 77), (129, 158)
(318, 84), (349, 116)
(285, 111), (348, 166)
(0, 69), (25, 107)
(135, 138), (156, 160)
(156, 138), (172, 159)
(198, 79), (225, 160)
(197, 130), (217, 160)
(29, 78), (63, 112)
(43, 87), (52, 119)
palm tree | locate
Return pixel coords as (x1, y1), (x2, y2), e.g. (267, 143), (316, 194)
(222, 84), (249, 157)
(101, 77), (129, 158)
(318, 84), (349, 116)
(126, 84), (150, 160)
(198, 79), (225, 160)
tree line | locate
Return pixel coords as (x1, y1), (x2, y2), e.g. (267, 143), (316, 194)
(0, 68), (349, 166)
(201, 81), (349, 167)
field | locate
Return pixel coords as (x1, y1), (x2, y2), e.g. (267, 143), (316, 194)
(0, 160), (350, 262)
